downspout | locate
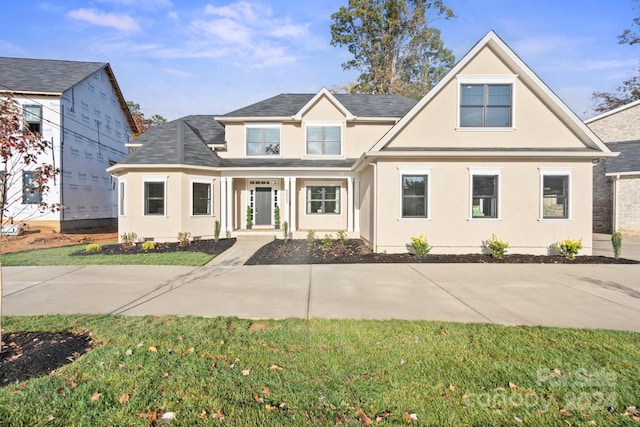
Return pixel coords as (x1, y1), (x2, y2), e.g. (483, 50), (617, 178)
(60, 106), (65, 225)
(372, 160), (378, 252)
(612, 174), (619, 233)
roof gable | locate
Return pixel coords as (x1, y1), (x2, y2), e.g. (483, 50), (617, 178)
(294, 88), (353, 120)
(370, 31), (611, 154)
(585, 99), (640, 124)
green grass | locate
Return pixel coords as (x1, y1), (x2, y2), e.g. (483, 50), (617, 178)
(0, 245), (214, 266)
(1, 315), (639, 426)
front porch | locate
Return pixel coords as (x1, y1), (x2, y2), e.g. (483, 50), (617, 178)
(218, 174), (361, 236)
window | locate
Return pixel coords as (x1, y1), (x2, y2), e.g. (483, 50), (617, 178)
(192, 182), (212, 215)
(402, 175), (428, 218)
(471, 174), (499, 218)
(23, 105), (42, 134)
(22, 171), (42, 204)
(306, 126), (341, 155)
(246, 127), (280, 155)
(460, 84), (512, 127)
(119, 181), (125, 215)
(542, 174), (569, 219)
(144, 181), (165, 215)
(307, 186), (340, 214)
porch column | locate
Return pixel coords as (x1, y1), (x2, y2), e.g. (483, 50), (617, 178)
(220, 177), (227, 234)
(226, 177), (233, 234)
(290, 177), (297, 232)
(283, 177), (290, 230)
(347, 176), (354, 232)
(354, 176), (360, 233)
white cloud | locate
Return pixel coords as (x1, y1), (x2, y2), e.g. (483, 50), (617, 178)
(512, 35), (585, 58)
(95, 0), (173, 8)
(167, 11), (179, 20)
(162, 68), (191, 78)
(191, 18), (253, 45)
(203, 1), (263, 21)
(269, 23), (310, 38)
(67, 8), (141, 32)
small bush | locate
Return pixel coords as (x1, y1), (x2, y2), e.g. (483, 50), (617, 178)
(214, 220), (221, 243)
(178, 232), (192, 246)
(274, 205), (281, 228)
(319, 234), (333, 250)
(121, 232), (137, 247)
(409, 234), (431, 256)
(336, 230), (348, 245)
(611, 232), (622, 258)
(555, 238), (583, 259)
(282, 221), (289, 243)
(246, 206), (253, 227)
(141, 241), (156, 251)
(306, 230), (316, 244)
(85, 243), (102, 253)
(485, 234), (509, 258)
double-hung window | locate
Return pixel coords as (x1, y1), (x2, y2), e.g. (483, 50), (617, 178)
(246, 126), (280, 155)
(23, 105), (42, 134)
(192, 181), (212, 215)
(307, 186), (340, 214)
(144, 180), (165, 215)
(22, 171), (42, 204)
(401, 170), (430, 219)
(470, 169), (500, 219)
(306, 125), (341, 155)
(540, 170), (570, 219)
(460, 84), (512, 127)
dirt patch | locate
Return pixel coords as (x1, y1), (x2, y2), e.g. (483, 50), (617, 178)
(1, 331), (94, 387)
(1, 225), (117, 254)
(245, 239), (640, 265)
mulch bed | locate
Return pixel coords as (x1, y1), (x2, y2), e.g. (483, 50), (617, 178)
(245, 239), (640, 265)
(70, 238), (236, 256)
(1, 332), (94, 387)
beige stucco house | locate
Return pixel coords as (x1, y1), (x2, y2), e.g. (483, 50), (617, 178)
(586, 100), (640, 235)
(108, 31), (615, 255)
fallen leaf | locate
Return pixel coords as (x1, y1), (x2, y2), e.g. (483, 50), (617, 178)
(242, 369), (251, 376)
(198, 410), (207, 419)
(158, 411), (175, 424)
(136, 364), (144, 370)
(211, 410), (225, 420)
(119, 393), (130, 404)
(136, 342), (144, 348)
(255, 395), (264, 404)
(90, 392), (101, 402)
(248, 322), (267, 332)
(356, 407), (372, 426)
(375, 411), (392, 422)
(441, 329), (449, 337)
(509, 382), (519, 389)
(138, 411), (158, 421)
(632, 415), (640, 423)
(188, 347), (195, 353)
(265, 404), (277, 411)
(270, 364), (284, 371)
(514, 416), (523, 423)
(560, 408), (573, 417)
(400, 359), (406, 365)
(449, 384), (455, 392)
(403, 412), (418, 423)
(262, 387), (270, 396)
(149, 346), (158, 353)
(627, 407), (639, 416)
(125, 349), (133, 356)
(554, 368), (562, 375)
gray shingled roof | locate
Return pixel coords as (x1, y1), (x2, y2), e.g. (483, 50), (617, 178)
(605, 141), (640, 174)
(221, 93), (417, 118)
(0, 57), (107, 93)
(219, 158), (356, 168)
(118, 116), (223, 167)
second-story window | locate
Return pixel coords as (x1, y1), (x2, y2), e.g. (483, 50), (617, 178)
(23, 105), (42, 134)
(246, 127), (280, 155)
(460, 84), (512, 127)
(306, 126), (341, 155)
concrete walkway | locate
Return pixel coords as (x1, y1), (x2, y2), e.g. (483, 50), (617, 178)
(3, 235), (640, 333)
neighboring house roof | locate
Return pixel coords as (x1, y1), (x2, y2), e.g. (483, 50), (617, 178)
(369, 30), (612, 155)
(0, 56), (139, 134)
(585, 99), (640, 124)
(220, 92), (417, 119)
(220, 158), (356, 169)
(604, 141), (640, 175)
(113, 115), (223, 169)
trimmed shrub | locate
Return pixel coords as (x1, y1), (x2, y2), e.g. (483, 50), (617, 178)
(282, 221), (289, 243)
(121, 232), (137, 247)
(214, 220), (221, 243)
(409, 234), (431, 256)
(555, 238), (583, 259)
(85, 243), (102, 253)
(611, 232), (622, 259)
(141, 241), (156, 251)
(306, 230), (316, 244)
(319, 234), (333, 250)
(485, 234), (509, 258)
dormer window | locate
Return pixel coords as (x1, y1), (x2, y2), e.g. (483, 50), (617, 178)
(306, 125), (341, 155)
(246, 126), (280, 156)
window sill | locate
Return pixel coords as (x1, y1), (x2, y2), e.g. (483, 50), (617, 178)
(538, 218), (572, 222)
(467, 217), (502, 222)
(303, 155), (345, 159)
(245, 155), (282, 158)
(455, 127), (516, 132)
(397, 217), (431, 221)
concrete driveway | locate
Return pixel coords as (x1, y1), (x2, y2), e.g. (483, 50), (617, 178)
(3, 235), (640, 333)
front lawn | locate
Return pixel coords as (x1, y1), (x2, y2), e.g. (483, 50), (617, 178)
(1, 315), (638, 426)
(0, 239), (235, 266)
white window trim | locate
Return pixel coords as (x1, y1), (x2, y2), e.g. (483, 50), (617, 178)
(142, 175), (168, 217)
(303, 122), (344, 158)
(118, 178), (126, 216)
(539, 168), (572, 221)
(244, 123), (282, 157)
(304, 181), (344, 216)
(190, 177), (215, 217)
(468, 167), (502, 221)
(456, 75), (517, 131)
(398, 167), (431, 221)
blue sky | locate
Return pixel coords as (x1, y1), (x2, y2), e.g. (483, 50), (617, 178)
(0, 1), (636, 120)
